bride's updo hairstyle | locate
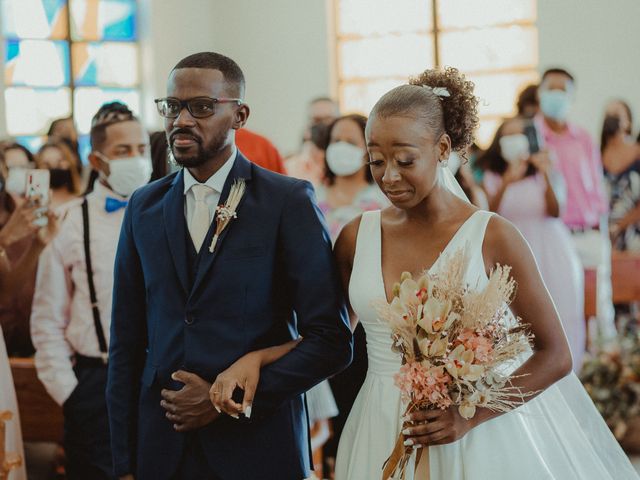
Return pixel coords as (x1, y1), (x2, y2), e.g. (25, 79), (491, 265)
(369, 67), (479, 153)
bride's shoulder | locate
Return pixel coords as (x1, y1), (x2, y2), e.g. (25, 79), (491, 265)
(482, 213), (532, 267)
(334, 214), (363, 264)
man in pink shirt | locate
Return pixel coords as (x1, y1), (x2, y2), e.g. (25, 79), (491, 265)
(30, 102), (152, 479)
(536, 68), (615, 340)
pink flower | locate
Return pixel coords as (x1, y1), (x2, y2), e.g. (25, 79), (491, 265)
(394, 361), (452, 409)
(456, 329), (494, 363)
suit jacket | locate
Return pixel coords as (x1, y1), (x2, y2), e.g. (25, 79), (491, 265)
(106, 153), (352, 480)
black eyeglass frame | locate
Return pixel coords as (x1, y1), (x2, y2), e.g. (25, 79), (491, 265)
(154, 96), (243, 118)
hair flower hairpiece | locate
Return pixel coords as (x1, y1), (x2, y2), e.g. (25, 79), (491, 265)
(422, 85), (451, 98)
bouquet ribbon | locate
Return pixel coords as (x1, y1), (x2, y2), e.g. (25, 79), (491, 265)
(382, 405), (430, 480)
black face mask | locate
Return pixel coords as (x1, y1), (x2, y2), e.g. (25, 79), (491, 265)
(49, 168), (73, 190)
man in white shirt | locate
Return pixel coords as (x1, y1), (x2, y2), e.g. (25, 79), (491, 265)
(30, 102), (152, 480)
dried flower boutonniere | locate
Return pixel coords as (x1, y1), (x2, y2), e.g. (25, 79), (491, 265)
(208, 179), (246, 253)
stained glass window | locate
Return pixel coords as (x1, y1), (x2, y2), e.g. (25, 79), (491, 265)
(2, 0), (139, 156)
(334, 0), (538, 146)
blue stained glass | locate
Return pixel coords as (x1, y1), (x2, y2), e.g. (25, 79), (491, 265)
(77, 60), (98, 86)
(15, 136), (44, 154)
(103, 8), (136, 40)
(6, 40), (20, 62)
(5, 39), (70, 87)
(77, 134), (91, 164)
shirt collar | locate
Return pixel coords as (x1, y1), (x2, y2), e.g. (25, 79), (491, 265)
(535, 114), (580, 139)
(92, 180), (127, 201)
(183, 147), (237, 195)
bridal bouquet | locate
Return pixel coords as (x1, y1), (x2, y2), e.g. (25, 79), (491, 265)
(374, 247), (533, 479)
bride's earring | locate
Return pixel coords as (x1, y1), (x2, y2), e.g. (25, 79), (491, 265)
(439, 157), (448, 168)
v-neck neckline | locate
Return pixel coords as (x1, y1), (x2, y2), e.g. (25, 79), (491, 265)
(378, 210), (480, 304)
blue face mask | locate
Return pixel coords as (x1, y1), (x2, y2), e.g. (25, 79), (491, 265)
(539, 89), (572, 121)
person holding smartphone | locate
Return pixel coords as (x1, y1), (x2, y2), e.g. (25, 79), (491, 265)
(478, 116), (586, 371)
(30, 102), (151, 480)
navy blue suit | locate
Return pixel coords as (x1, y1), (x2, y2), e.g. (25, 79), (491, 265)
(106, 153), (352, 480)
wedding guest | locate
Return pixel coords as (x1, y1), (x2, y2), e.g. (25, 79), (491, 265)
(479, 117), (585, 370)
(517, 84), (540, 118)
(2, 143), (35, 196)
(0, 161), (58, 356)
(35, 140), (82, 209)
(535, 67), (614, 338)
(236, 128), (287, 174)
(601, 100), (640, 251)
(316, 114), (388, 240)
(0, 168), (58, 480)
(287, 97), (340, 185)
(285, 123), (328, 185)
(47, 116), (82, 172)
(31, 102), (151, 480)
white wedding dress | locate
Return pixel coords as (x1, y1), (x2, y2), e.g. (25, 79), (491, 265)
(335, 208), (638, 480)
(0, 326), (26, 480)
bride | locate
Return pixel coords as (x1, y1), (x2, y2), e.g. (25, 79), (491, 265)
(210, 68), (638, 479)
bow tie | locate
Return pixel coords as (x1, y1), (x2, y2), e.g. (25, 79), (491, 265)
(105, 197), (128, 213)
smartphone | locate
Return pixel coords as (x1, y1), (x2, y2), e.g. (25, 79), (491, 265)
(523, 122), (542, 154)
(25, 169), (50, 227)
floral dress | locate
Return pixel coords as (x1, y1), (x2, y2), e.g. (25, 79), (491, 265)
(315, 184), (389, 243)
(606, 159), (640, 251)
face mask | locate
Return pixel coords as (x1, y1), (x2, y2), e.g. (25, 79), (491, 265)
(447, 151), (462, 174)
(6, 168), (27, 195)
(98, 154), (152, 197)
(49, 168), (73, 190)
(326, 142), (365, 177)
(539, 89), (572, 121)
(499, 134), (529, 163)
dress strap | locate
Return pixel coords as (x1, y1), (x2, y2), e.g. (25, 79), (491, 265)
(353, 210), (381, 270)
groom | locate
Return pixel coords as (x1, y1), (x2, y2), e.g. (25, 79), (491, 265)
(106, 52), (352, 480)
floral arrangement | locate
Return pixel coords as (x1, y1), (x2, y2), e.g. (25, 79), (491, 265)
(0, 411), (22, 480)
(373, 247), (534, 479)
(209, 179), (246, 253)
(580, 330), (640, 445)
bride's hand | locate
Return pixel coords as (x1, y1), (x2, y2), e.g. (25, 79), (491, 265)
(210, 351), (262, 419)
(402, 407), (475, 447)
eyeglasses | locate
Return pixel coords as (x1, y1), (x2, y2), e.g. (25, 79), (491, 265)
(154, 96), (243, 119)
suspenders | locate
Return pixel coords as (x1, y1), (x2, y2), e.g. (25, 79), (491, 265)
(81, 198), (109, 364)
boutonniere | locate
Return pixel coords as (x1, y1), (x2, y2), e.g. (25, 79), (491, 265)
(209, 179), (246, 253)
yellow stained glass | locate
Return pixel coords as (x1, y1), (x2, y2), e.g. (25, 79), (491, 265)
(470, 70), (539, 117)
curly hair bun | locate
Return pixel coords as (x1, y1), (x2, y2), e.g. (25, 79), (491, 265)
(371, 67), (479, 153)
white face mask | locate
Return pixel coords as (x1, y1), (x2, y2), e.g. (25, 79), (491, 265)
(97, 154), (152, 197)
(499, 134), (529, 163)
(6, 168), (28, 195)
(326, 141), (365, 177)
(447, 151), (462, 174)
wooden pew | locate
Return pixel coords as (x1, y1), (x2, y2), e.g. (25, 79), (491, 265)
(584, 251), (640, 318)
(9, 358), (63, 443)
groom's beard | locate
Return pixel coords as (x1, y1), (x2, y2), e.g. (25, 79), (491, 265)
(170, 129), (229, 169)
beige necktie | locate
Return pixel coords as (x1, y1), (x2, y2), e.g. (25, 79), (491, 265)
(190, 184), (212, 252)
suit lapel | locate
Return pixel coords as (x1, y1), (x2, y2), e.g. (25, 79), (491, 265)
(163, 170), (190, 296)
(189, 153), (253, 300)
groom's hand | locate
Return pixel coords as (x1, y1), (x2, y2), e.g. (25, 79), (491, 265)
(160, 370), (220, 432)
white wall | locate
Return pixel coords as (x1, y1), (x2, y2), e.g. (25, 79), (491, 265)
(537, 0), (640, 139)
(200, 0), (332, 154)
(143, 0), (332, 154)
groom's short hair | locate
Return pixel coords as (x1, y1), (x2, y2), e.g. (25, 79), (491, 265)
(173, 52), (245, 98)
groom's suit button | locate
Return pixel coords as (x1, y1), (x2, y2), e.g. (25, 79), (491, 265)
(184, 315), (195, 325)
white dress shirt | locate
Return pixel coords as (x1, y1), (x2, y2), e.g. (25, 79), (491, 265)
(30, 182), (126, 405)
(183, 148), (236, 231)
